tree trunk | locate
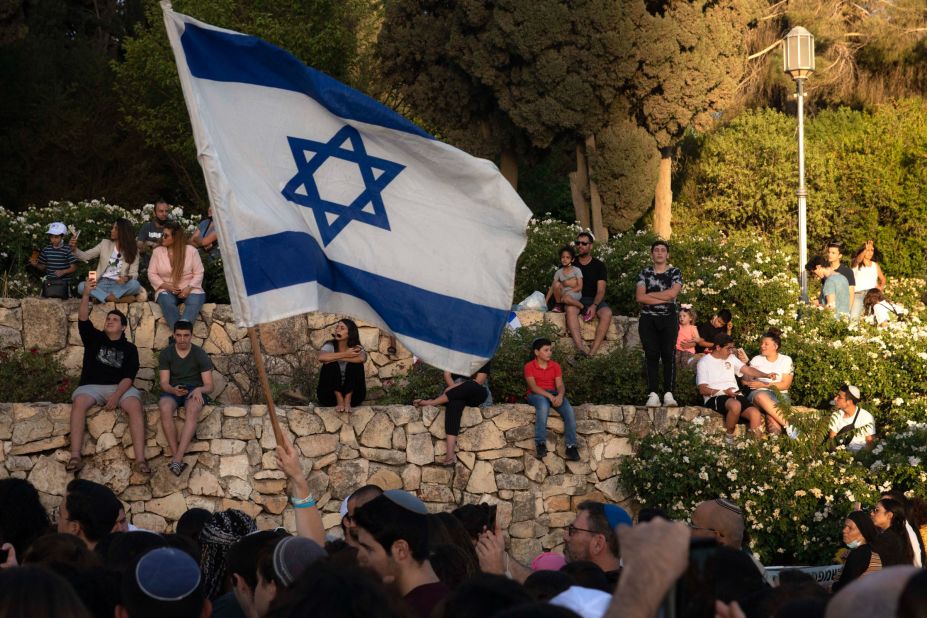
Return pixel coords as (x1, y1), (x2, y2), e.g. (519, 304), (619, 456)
(653, 147), (673, 239)
(585, 135), (608, 242)
(500, 148), (518, 189)
(570, 142), (591, 231)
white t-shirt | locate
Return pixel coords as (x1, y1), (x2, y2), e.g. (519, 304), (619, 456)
(101, 247), (125, 280)
(871, 300), (906, 325)
(852, 263), (879, 291)
(828, 407), (875, 452)
(748, 354), (793, 392)
(696, 353), (744, 402)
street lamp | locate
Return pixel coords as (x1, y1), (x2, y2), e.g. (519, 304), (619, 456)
(783, 26), (815, 303)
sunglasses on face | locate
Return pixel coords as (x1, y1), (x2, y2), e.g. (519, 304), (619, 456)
(575, 241), (591, 246)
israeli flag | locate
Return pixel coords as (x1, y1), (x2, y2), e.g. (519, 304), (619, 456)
(162, 4), (531, 374)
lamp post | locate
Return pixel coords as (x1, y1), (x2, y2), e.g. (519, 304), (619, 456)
(783, 26), (815, 303)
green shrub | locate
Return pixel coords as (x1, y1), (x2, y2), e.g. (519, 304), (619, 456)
(859, 421), (927, 499)
(619, 418), (879, 565)
(378, 361), (446, 404)
(0, 348), (75, 403)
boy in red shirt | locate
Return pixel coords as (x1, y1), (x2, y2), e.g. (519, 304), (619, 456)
(524, 338), (580, 461)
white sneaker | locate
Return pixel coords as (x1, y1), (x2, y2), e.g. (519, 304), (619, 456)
(646, 392), (661, 407)
(786, 425), (799, 440)
(663, 392), (678, 407)
(725, 434), (735, 445)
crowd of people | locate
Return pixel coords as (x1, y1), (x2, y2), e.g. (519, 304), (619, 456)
(3, 459), (927, 618)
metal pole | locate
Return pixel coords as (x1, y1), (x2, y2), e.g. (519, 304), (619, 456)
(796, 78), (808, 303)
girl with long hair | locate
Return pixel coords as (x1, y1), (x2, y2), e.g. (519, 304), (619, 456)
(147, 220), (206, 329)
(316, 319), (367, 413)
(736, 327), (798, 438)
(72, 218), (143, 302)
(871, 498), (916, 566)
(851, 240), (886, 318)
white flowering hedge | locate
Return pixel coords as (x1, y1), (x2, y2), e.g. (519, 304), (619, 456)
(619, 416), (879, 565)
(0, 199), (200, 296)
(860, 421), (927, 498)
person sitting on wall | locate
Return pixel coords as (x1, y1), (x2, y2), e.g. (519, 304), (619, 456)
(413, 362), (491, 466)
(806, 254), (851, 316)
(29, 222), (77, 298)
(71, 218), (143, 303)
(565, 231), (612, 356)
(67, 276), (148, 474)
(317, 318), (367, 413)
(696, 333), (774, 440)
(158, 320), (214, 477)
(524, 337), (579, 461)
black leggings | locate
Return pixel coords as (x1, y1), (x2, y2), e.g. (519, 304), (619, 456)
(317, 362), (366, 407)
(639, 313), (678, 394)
(445, 381), (488, 436)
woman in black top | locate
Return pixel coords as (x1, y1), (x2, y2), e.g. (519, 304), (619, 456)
(414, 363), (491, 466)
(833, 510), (881, 592)
(316, 319), (367, 412)
(871, 498), (915, 566)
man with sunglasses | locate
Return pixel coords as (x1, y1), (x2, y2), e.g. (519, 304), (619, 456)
(567, 232), (612, 356)
(696, 333), (774, 439)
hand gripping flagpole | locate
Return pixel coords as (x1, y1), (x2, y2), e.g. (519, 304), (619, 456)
(247, 327), (286, 449)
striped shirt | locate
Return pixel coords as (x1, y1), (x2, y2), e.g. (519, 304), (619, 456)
(39, 245), (77, 280)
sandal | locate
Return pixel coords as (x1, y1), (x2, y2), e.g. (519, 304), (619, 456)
(65, 456), (83, 472)
(133, 461), (151, 475)
(168, 461), (188, 477)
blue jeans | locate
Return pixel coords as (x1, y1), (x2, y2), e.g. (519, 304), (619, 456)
(157, 292), (206, 329)
(78, 278), (142, 303)
(528, 391), (577, 446)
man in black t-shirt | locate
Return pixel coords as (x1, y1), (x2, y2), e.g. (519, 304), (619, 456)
(67, 277), (148, 474)
(826, 241), (856, 313)
(695, 309), (732, 354)
(567, 232), (613, 356)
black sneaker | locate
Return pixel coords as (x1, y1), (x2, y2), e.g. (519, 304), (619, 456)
(565, 446), (580, 461)
(536, 442), (547, 458)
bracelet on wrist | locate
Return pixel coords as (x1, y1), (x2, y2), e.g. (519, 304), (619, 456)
(292, 499), (317, 509)
(289, 493), (316, 507)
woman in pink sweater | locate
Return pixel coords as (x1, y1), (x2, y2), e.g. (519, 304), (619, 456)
(147, 221), (205, 329)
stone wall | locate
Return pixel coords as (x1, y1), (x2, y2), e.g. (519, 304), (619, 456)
(0, 298), (641, 404)
(0, 402), (715, 562)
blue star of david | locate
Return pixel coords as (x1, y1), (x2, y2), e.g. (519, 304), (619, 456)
(281, 125), (405, 246)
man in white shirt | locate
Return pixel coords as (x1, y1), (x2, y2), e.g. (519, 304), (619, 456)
(827, 384), (875, 452)
(696, 334), (775, 438)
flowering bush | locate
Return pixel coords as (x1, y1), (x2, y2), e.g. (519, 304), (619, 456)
(859, 421), (927, 498)
(0, 348), (75, 403)
(0, 199), (201, 297)
(619, 417), (878, 565)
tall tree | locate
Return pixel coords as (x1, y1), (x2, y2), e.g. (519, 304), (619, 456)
(613, 0), (760, 239)
(113, 0), (363, 209)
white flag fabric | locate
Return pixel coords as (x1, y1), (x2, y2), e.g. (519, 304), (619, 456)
(162, 4), (531, 374)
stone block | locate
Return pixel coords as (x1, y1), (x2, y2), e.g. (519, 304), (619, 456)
(457, 422), (506, 452)
(401, 464), (421, 491)
(296, 434), (338, 458)
(12, 412), (53, 445)
(287, 408), (324, 437)
(405, 432), (434, 466)
(9, 435), (69, 456)
(260, 316), (310, 355)
(359, 412), (394, 449)
(367, 468), (403, 491)
(210, 439), (247, 455)
(203, 322), (234, 355)
(27, 455), (70, 495)
(146, 492), (188, 519)
(219, 454), (251, 480)
(329, 460), (369, 497)
(359, 447), (405, 465)
(22, 298), (67, 351)
(465, 461), (496, 494)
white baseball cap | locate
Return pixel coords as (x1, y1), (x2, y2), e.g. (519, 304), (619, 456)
(46, 222), (67, 235)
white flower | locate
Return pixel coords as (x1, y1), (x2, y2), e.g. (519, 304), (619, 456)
(909, 457), (922, 467)
(893, 398), (904, 406)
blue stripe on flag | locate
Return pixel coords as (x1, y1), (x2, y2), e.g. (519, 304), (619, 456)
(180, 23), (432, 140)
(237, 232), (506, 358)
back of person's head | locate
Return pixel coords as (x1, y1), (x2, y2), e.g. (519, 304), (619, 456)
(430, 543), (479, 590)
(176, 508), (212, 545)
(162, 533), (202, 563)
(23, 532), (100, 571)
(427, 513), (455, 548)
(717, 309), (732, 324)
(881, 489), (910, 516)
(199, 509), (257, 600)
(0, 478), (51, 557)
(826, 565), (920, 618)
(434, 511), (480, 560)
(709, 547), (768, 604)
(256, 535), (327, 589)
(909, 496), (927, 528)
(692, 499), (745, 549)
(558, 560), (610, 593)
(347, 484), (383, 513)
(352, 492), (429, 563)
(754, 574), (828, 618)
(0, 565), (91, 618)
(324, 538), (358, 568)
(863, 288), (884, 313)
(898, 570), (927, 618)
(523, 569), (574, 602)
(227, 529), (289, 591)
(805, 255), (829, 273)
(64, 480), (121, 544)
(637, 507), (669, 523)
(712, 333), (734, 349)
(441, 573), (533, 618)
(576, 501), (622, 558)
(264, 563), (408, 618)
(452, 503), (496, 541)
(101, 531), (167, 574)
(119, 547), (208, 618)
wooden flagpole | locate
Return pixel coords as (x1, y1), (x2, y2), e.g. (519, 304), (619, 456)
(247, 326), (286, 448)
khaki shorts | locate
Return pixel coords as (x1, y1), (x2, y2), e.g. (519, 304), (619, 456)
(72, 384), (142, 405)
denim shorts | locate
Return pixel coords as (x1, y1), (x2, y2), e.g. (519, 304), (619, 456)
(746, 388), (790, 405)
(159, 384), (210, 408)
